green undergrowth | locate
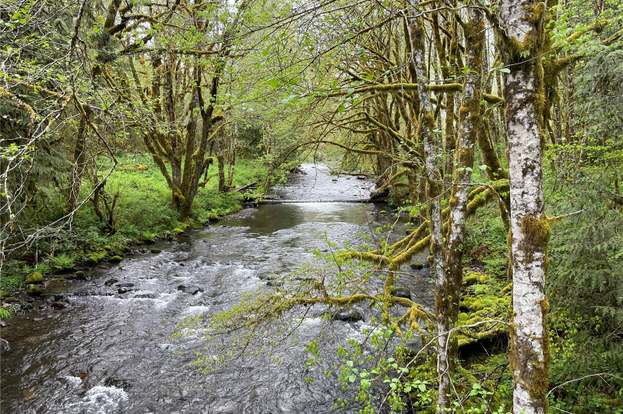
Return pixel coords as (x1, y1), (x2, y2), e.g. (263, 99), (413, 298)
(0, 153), (279, 298)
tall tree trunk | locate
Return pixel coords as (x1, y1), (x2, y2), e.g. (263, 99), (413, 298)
(405, 8), (449, 410)
(67, 110), (89, 213)
(443, 7), (485, 383)
(498, 1), (550, 413)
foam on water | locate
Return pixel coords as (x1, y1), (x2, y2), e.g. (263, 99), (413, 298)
(65, 385), (128, 414)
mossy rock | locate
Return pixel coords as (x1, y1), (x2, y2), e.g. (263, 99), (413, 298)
(26, 284), (44, 296)
(463, 271), (490, 286)
(0, 289), (8, 298)
(458, 270), (511, 353)
(25, 272), (44, 284)
(109, 255), (123, 263)
(174, 223), (190, 234)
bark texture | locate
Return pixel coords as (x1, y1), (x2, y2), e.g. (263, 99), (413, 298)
(498, 1), (550, 413)
(405, 8), (449, 410)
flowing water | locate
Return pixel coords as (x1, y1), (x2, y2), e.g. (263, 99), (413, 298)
(0, 164), (432, 414)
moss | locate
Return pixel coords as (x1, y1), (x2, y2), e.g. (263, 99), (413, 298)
(26, 284), (44, 296)
(24, 271), (44, 284)
(85, 250), (109, 264)
(520, 215), (551, 261)
(463, 271), (490, 286)
(457, 271), (511, 350)
(50, 254), (77, 270)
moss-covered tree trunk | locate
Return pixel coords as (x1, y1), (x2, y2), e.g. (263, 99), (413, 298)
(405, 8), (450, 411)
(443, 6), (485, 378)
(498, 1), (550, 413)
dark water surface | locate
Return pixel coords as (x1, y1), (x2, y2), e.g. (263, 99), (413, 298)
(0, 164), (432, 414)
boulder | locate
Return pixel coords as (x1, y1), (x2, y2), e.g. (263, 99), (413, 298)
(177, 285), (204, 295)
(332, 308), (364, 322)
(409, 262), (427, 270)
(26, 284), (44, 296)
(391, 287), (412, 300)
(25, 272), (44, 284)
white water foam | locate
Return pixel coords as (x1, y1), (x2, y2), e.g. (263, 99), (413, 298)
(65, 385), (129, 414)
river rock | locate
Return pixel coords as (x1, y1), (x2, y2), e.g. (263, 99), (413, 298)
(26, 284), (44, 296)
(391, 287), (412, 300)
(50, 301), (67, 310)
(74, 270), (89, 280)
(116, 282), (135, 288)
(117, 287), (133, 294)
(104, 278), (119, 286)
(332, 308), (364, 322)
(177, 285), (204, 295)
(134, 292), (157, 299)
(410, 262), (427, 270)
(109, 255), (123, 263)
(0, 338), (9, 353)
(150, 249), (162, 254)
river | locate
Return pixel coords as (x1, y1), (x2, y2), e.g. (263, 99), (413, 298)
(0, 163), (432, 414)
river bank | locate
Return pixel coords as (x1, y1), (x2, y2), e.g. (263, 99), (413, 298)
(0, 154), (291, 319)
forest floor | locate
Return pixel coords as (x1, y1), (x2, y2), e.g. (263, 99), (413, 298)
(0, 154), (282, 303)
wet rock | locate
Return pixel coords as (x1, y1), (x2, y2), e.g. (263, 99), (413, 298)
(104, 278), (119, 286)
(26, 284), (44, 296)
(50, 301), (67, 310)
(177, 285), (204, 295)
(391, 287), (412, 300)
(48, 295), (69, 309)
(410, 262), (427, 270)
(73, 270), (89, 280)
(25, 272), (44, 284)
(332, 308), (364, 322)
(116, 282), (135, 288)
(0, 338), (10, 353)
(117, 287), (133, 294)
(150, 249), (162, 254)
(331, 178), (338, 182)
(104, 377), (132, 390)
(134, 292), (157, 299)
(356, 175), (367, 180)
(370, 187), (389, 202)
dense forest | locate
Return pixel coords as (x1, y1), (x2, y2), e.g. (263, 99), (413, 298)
(1, 0), (622, 413)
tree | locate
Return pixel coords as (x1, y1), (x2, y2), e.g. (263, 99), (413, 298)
(497, 1), (550, 412)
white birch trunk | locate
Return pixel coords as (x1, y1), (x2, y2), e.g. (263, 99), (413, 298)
(499, 1), (549, 413)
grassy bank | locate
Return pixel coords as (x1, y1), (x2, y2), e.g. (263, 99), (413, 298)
(0, 154), (284, 307)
